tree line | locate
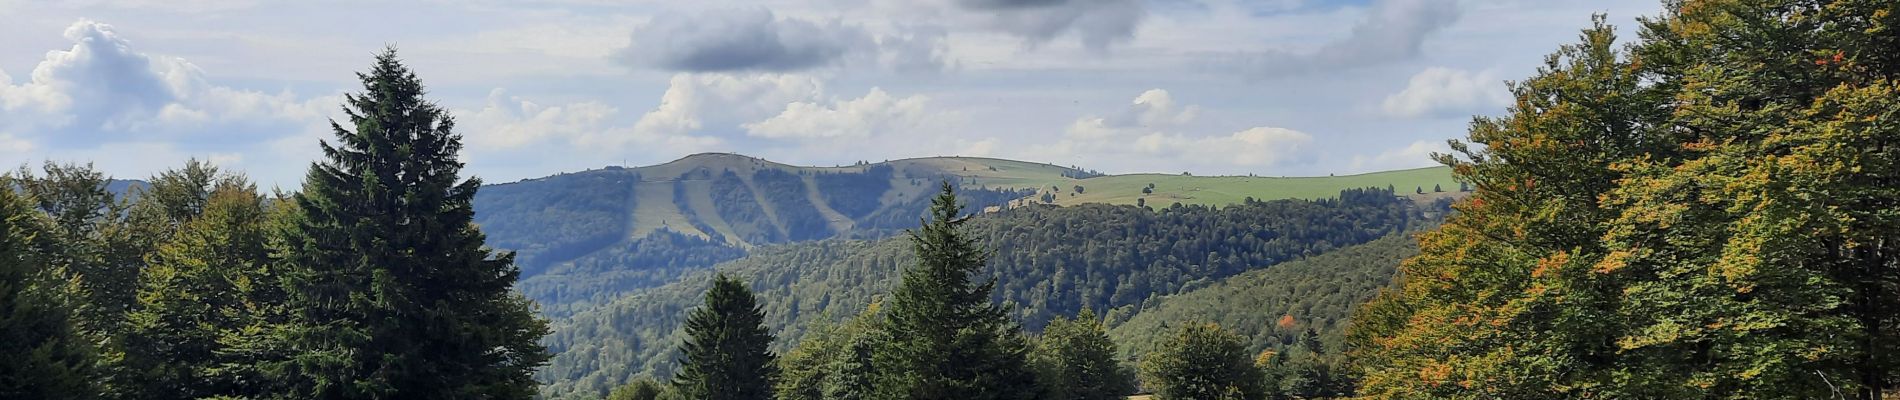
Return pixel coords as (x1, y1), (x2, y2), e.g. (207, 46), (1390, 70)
(537, 185), (1427, 397)
(608, 184), (1303, 400)
(3, 49), (548, 399)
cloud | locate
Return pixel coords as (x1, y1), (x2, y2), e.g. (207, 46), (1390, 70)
(0, 133), (34, 154)
(1042, 89), (1314, 173)
(1380, 67), (1509, 117)
(614, 8), (946, 73)
(1227, 0), (1460, 77)
(744, 87), (938, 139)
(951, 0), (1146, 52)
(0, 20), (332, 149)
(1065, 88), (1199, 138)
(459, 89), (619, 150)
(623, 73), (824, 142)
(1349, 139), (1449, 172)
(1133, 126), (1315, 167)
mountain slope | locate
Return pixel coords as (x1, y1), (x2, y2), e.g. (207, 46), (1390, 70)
(534, 188), (1430, 398)
(470, 153), (1457, 314)
(1106, 233), (1418, 360)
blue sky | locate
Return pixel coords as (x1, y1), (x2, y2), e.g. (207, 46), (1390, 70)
(0, 0), (1659, 188)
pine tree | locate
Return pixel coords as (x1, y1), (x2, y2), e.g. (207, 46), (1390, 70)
(674, 273), (778, 400)
(0, 174), (99, 398)
(1032, 309), (1135, 400)
(1140, 323), (1265, 400)
(275, 48), (549, 399)
(875, 181), (1038, 400)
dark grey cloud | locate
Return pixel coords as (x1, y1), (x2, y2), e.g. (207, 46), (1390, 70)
(615, 8), (946, 73)
(1226, 0), (1461, 77)
(952, 0), (1146, 52)
(957, 0), (1071, 10)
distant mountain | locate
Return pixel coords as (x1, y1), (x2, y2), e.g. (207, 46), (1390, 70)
(532, 189), (1432, 398)
(470, 153), (1459, 314)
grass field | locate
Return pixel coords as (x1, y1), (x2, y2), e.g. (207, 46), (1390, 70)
(534, 154), (1459, 245)
(1028, 166), (1459, 208)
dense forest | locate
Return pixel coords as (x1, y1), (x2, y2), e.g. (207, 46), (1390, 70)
(3, 50), (548, 399)
(470, 158), (1031, 315)
(537, 187), (1431, 397)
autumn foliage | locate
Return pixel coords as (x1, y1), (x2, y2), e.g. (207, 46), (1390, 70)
(1349, 1), (1900, 398)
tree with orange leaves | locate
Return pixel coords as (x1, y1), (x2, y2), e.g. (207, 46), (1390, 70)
(1350, 1), (1900, 398)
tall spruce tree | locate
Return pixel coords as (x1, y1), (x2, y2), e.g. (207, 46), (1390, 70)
(0, 174), (99, 399)
(673, 273), (778, 400)
(275, 48), (549, 399)
(875, 182), (1038, 400)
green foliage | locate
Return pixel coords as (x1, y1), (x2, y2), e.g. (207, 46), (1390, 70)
(113, 177), (281, 399)
(14, 162), (152, 337)
(774, 304), (885, 400)
(605, 377), (673, 400)
(1140, 323), (1266, 400)
(538, 187), (1422, 398)
(749, 169), (834, 241)
(812, 166), (895, 219)
(472, 172), (635, 276)
(673, 273), (778, 400)
(875, 182), (1038, 399)
(0, 173), (100, 399)
(1032, 309), (1135, 400)
(1110, 234), (1418, 399)
(274, 49), (549, 399)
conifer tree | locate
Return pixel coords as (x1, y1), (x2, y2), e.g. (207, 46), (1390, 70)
(0, 174), (98, 398)
(275, 48), (549, 399)
(674, 273), (778, 400)
(876, 182), (1038, 400)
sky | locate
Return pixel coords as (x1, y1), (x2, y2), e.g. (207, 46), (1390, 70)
(0, 0), (1661, 188)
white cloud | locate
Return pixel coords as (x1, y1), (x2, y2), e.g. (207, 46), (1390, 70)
(1066, 88), (1198, 138)
(459, 89), (620, 149)
(0, 133), (34, 154)
(744, 87), (937, 139)
(0, 20), (332, 149)
(1349, 139), (1449, 172)
(1133, 126), (1314, 167)
(1041, 89), (1314, 173)
(1381, 67), (1510, 117)
(621, 73), (823, 144)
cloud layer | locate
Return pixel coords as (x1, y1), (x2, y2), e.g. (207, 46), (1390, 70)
(1227, 0), (1461, 77)
(1381, 67), (1511, 117)
(615, 8), (946, 73)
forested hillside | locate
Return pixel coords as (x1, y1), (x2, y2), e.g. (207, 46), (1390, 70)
(473, 153), (1455, 316)
(537, 187), (1432, 398)
(1108, 234), (1419, 398)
